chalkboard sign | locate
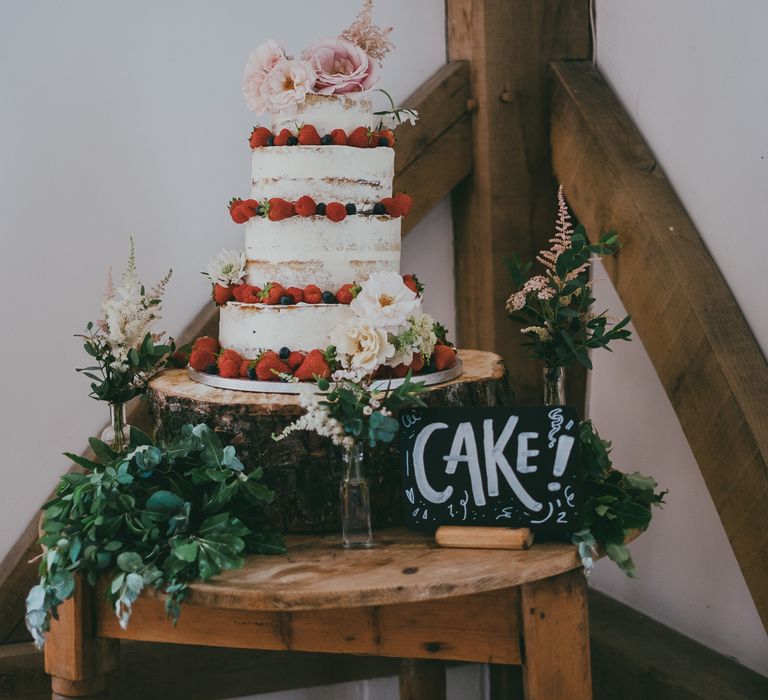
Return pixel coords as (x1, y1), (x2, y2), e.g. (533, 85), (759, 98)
(399, 406), (582, 534)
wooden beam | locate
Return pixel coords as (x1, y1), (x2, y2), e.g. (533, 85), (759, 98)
(589, 590), (768, 700)
(0, 62), (473, 645)
(550, 59), (768, 630)
(447, 0), (591, 403)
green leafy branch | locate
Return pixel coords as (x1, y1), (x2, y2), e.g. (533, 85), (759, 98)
(26, 424), (283, 647)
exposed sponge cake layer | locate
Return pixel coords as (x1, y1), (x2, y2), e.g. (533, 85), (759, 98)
(244, 215), (400, 291)
(269, 93), (375, 134)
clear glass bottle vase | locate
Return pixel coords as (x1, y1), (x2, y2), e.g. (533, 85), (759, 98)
(543, 366), (567, 406)
(340, 440), (373, 549)
(100, 402), (131, 453)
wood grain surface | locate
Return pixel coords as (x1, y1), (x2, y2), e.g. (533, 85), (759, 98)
(550, 59), (768, 631)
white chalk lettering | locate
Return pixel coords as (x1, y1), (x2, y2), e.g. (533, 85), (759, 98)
(443, 422), (485, 506)
(516, 432), (540, 473)
(413, 422), (453, 504)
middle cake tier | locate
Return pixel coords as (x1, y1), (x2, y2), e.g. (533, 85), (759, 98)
(245, 214), (401, 290)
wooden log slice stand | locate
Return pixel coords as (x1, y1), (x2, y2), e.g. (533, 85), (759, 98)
(147, 349), (513, 533)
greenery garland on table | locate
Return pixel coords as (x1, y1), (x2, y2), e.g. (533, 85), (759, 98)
(505, 185), (666, 576)
(26, 424), (283, 647)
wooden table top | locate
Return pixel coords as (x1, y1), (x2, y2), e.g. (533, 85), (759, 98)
(179, 528), (581, 612)
(149, 349), (505, 410)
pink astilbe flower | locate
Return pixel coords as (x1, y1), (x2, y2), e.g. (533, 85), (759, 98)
(537, 185), (574, 273)
(340, 0), (394, 62)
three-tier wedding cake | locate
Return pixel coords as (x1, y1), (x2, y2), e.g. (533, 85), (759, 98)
(188, 2), (457, 387)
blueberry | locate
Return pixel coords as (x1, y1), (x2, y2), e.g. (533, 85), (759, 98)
(279, 346), (291, 360)
(287, 136), (299, 146)
(279, 295), (293, 305)
(423, 361), (436, 374)
(379, 136), (389, 147)
(345, 203), (357, 215)
(373, 202), (386, 215)
(316, 202), (327, 215)
(206, 363), (219, 375)
(247, 365), (257, 380)
(321, 134), (333, 145)
(266, 135), (275, 146)
(321, 291), (336, 304)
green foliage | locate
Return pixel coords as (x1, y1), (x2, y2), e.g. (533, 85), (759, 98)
(572, 421), (666, 577)
(506, 227), (632, 369)
(26, 424), (284, 647)
(315, 372), (428, 448)
(77, 323), (174, 404)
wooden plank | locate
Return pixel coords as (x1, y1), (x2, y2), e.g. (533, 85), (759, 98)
(447, 0), (591, 404)
(590, 590), (768, 700)
(550, 59), (768, 629)
(96, 588), (521, 665)
(521, 568), (591, 699)
(435, 526), (533, 550)
(0, 642), (403, 700)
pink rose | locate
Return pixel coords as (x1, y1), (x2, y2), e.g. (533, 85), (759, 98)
(242, 40), (288, 113)
(301, 38), (380, 95)
(260, 59), (317, 113)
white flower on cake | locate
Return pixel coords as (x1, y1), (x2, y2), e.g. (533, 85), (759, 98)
(378, 109), (419, 131)
(242, 40), (288, 113)
(330, 318), (395, 371)
(351, 270), (420, 332)
(205, 249), (246, 286)
(389, 312), (438, 366)
(260, 59), (316, 113)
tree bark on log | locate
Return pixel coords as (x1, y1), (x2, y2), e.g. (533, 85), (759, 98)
(147, 350), (513, 533)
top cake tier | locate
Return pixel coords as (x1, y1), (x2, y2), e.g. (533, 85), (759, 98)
(269, 93), (376, 133)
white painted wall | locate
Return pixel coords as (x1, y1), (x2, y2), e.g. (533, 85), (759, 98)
(0, 1), (466, 697)
(588, 0), (768, 675)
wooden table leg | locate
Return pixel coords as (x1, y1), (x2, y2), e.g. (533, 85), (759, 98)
(399, 659), (446, 700)
(44, 577), (118, 698)
(520, 568), (591, 699)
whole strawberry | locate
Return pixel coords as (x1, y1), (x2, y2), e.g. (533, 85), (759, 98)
(239, 359), (253, 378)
(249, 126), (272, 148)
(294, 349), (331, 381)
(286, 286), (304, 303)
(189, 348), (217, 372)
(348, 126), (375, 148)
(402, 274), (424, 295)
(336, 282), (360, 304)
(274, 128), (293, 146)
(212, 284), (233, 306)
(259, 282), (285, 305)
(219, 348), (243, 366)
(295, 195), (317, 217)
(218, 358), (240, 378)
(298, 124), (322, 145)
(325, 202), (347, 222)
(330, 128), (348, 145)
(432, 344), (457, 371)
(381, 197), (404, 218)
(256, 351), (291, 381)
(267, 198), (296, 222)
(192, 336), (220, 354)
(240, 285), (262, 304)
(304, 284), (322, 304)
(229, 197), (258, 223)
(287, 351), (305, 370)
(394, 192), (414, 216)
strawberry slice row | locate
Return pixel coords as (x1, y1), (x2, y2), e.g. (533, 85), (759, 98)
(228, 193), (413, 223)
(249, 125), (395, 149)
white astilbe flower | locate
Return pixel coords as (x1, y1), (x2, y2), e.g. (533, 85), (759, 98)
(273, 390), (352, 447)
(521, 325), (552, 342)
(100, 238), (171, 367)
(389, 312), (437, 367)
(206, 249), (246, 286)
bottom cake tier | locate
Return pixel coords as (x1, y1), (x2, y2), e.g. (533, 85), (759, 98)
(219, 301), (352, 355)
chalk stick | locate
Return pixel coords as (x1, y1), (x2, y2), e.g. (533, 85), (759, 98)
(435, 526), (534, 550)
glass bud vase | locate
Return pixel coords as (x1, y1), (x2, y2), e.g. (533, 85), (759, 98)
(100, 402), (131, 453)
(543, 366), (567, 406)
(340, 440), (373, 549)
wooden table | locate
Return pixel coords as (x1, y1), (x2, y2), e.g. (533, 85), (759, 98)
(44, 528), (592, 699)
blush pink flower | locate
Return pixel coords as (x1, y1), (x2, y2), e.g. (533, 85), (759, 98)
(301, 38), (380, 95)
(259, 59), (316, 113)
(242, 40), (288, 113)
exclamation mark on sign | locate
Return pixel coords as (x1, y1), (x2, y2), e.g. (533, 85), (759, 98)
(548, 435), (575, 491)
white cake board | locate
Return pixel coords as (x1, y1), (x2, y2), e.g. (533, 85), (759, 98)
(187, 358), (463, 394)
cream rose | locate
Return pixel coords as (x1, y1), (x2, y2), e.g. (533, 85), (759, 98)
(242, 40), (288, 113)
(330, 319), (395, 371)
(351, 270), (421, 332)
(260, 59), (316, 113)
